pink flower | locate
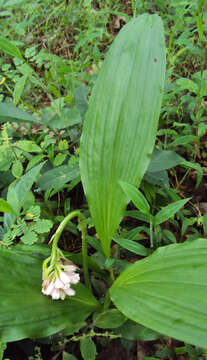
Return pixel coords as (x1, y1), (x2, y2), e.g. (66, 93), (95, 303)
(51, 287), (61, 300)
(64, 287), (75, 296)
(65, 265), (77, 272)
(54, 277), (64, 289)
(67, 273), (80, 284)
(42, 259), (80, 300)
(42, 279), (54, 295)
(59, 271), (71, 284)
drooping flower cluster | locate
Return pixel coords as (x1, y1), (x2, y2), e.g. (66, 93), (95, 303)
(42, 258), (80, 300)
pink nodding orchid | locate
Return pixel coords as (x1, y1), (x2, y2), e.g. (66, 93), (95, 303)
(42, 259), (80, 300)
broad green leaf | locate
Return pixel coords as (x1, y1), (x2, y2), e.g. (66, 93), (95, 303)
(15, 140), (42, 153)
(80, 14), (166, 257)
(0, 37), (23, 60)
(26, 154), (45, 171)
(110, 239), (207, 348)
(15, 162), (44, 206)
(7, 162), (44, 213)
(169, 135), (197, 148)
(120, 181), (150, 215)
(0, 199), (15, 214)
(80, 336), (97, 360)
(11, 160), (23, 178)
(113, 237), (149, 256)
(53, 153), (67, 167)
(0, 247), (99, 342)
(13, 75), (27, 106)
(5, 188), (19, 221)
(144, 169), (169, 188)
(0, 102), (39, 124)
(37, 163), (79, 190)
(93, 309), (126, 329)
(147, 149), (184, 173)
(154, 198), (190, 226)
(22, 192), (35, 213)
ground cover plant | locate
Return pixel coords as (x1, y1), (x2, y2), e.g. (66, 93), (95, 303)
(0, 0), (207, 359)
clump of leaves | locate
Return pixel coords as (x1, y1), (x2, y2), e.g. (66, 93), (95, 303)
(3, 205), (52, 246)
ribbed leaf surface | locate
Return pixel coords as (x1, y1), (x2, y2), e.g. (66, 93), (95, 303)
(80, 14), (166, 257)
(0, 247), (99, 342)
(110, 239), (207, 347)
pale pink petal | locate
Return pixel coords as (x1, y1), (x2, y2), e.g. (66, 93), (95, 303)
(44, 281), (55, 295)
(54, 278), (64, 289)
(59, 271), (71, 284)
(42, 288), (48, 295)
(64, 287), (75, 296)
(64, 265), (77, 273)
(68, 273), (80, 284)
(51, 288), (61, 300)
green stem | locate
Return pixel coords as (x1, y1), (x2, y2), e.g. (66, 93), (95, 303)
(103, 290), (111, 310)
(150, 217), (154, 248)
(103, 267), (114, 310)
(52, 210), (80, 254)
(109, 266), (114, 283)
(51, 210), (91, 289)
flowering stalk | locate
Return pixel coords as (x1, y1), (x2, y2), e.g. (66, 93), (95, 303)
(42, 210), (90, 300)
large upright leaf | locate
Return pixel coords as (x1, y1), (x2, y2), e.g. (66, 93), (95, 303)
(80, 14), (166, 257)
(0, 247), (99, 342)
(110, 239), (207, 348)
